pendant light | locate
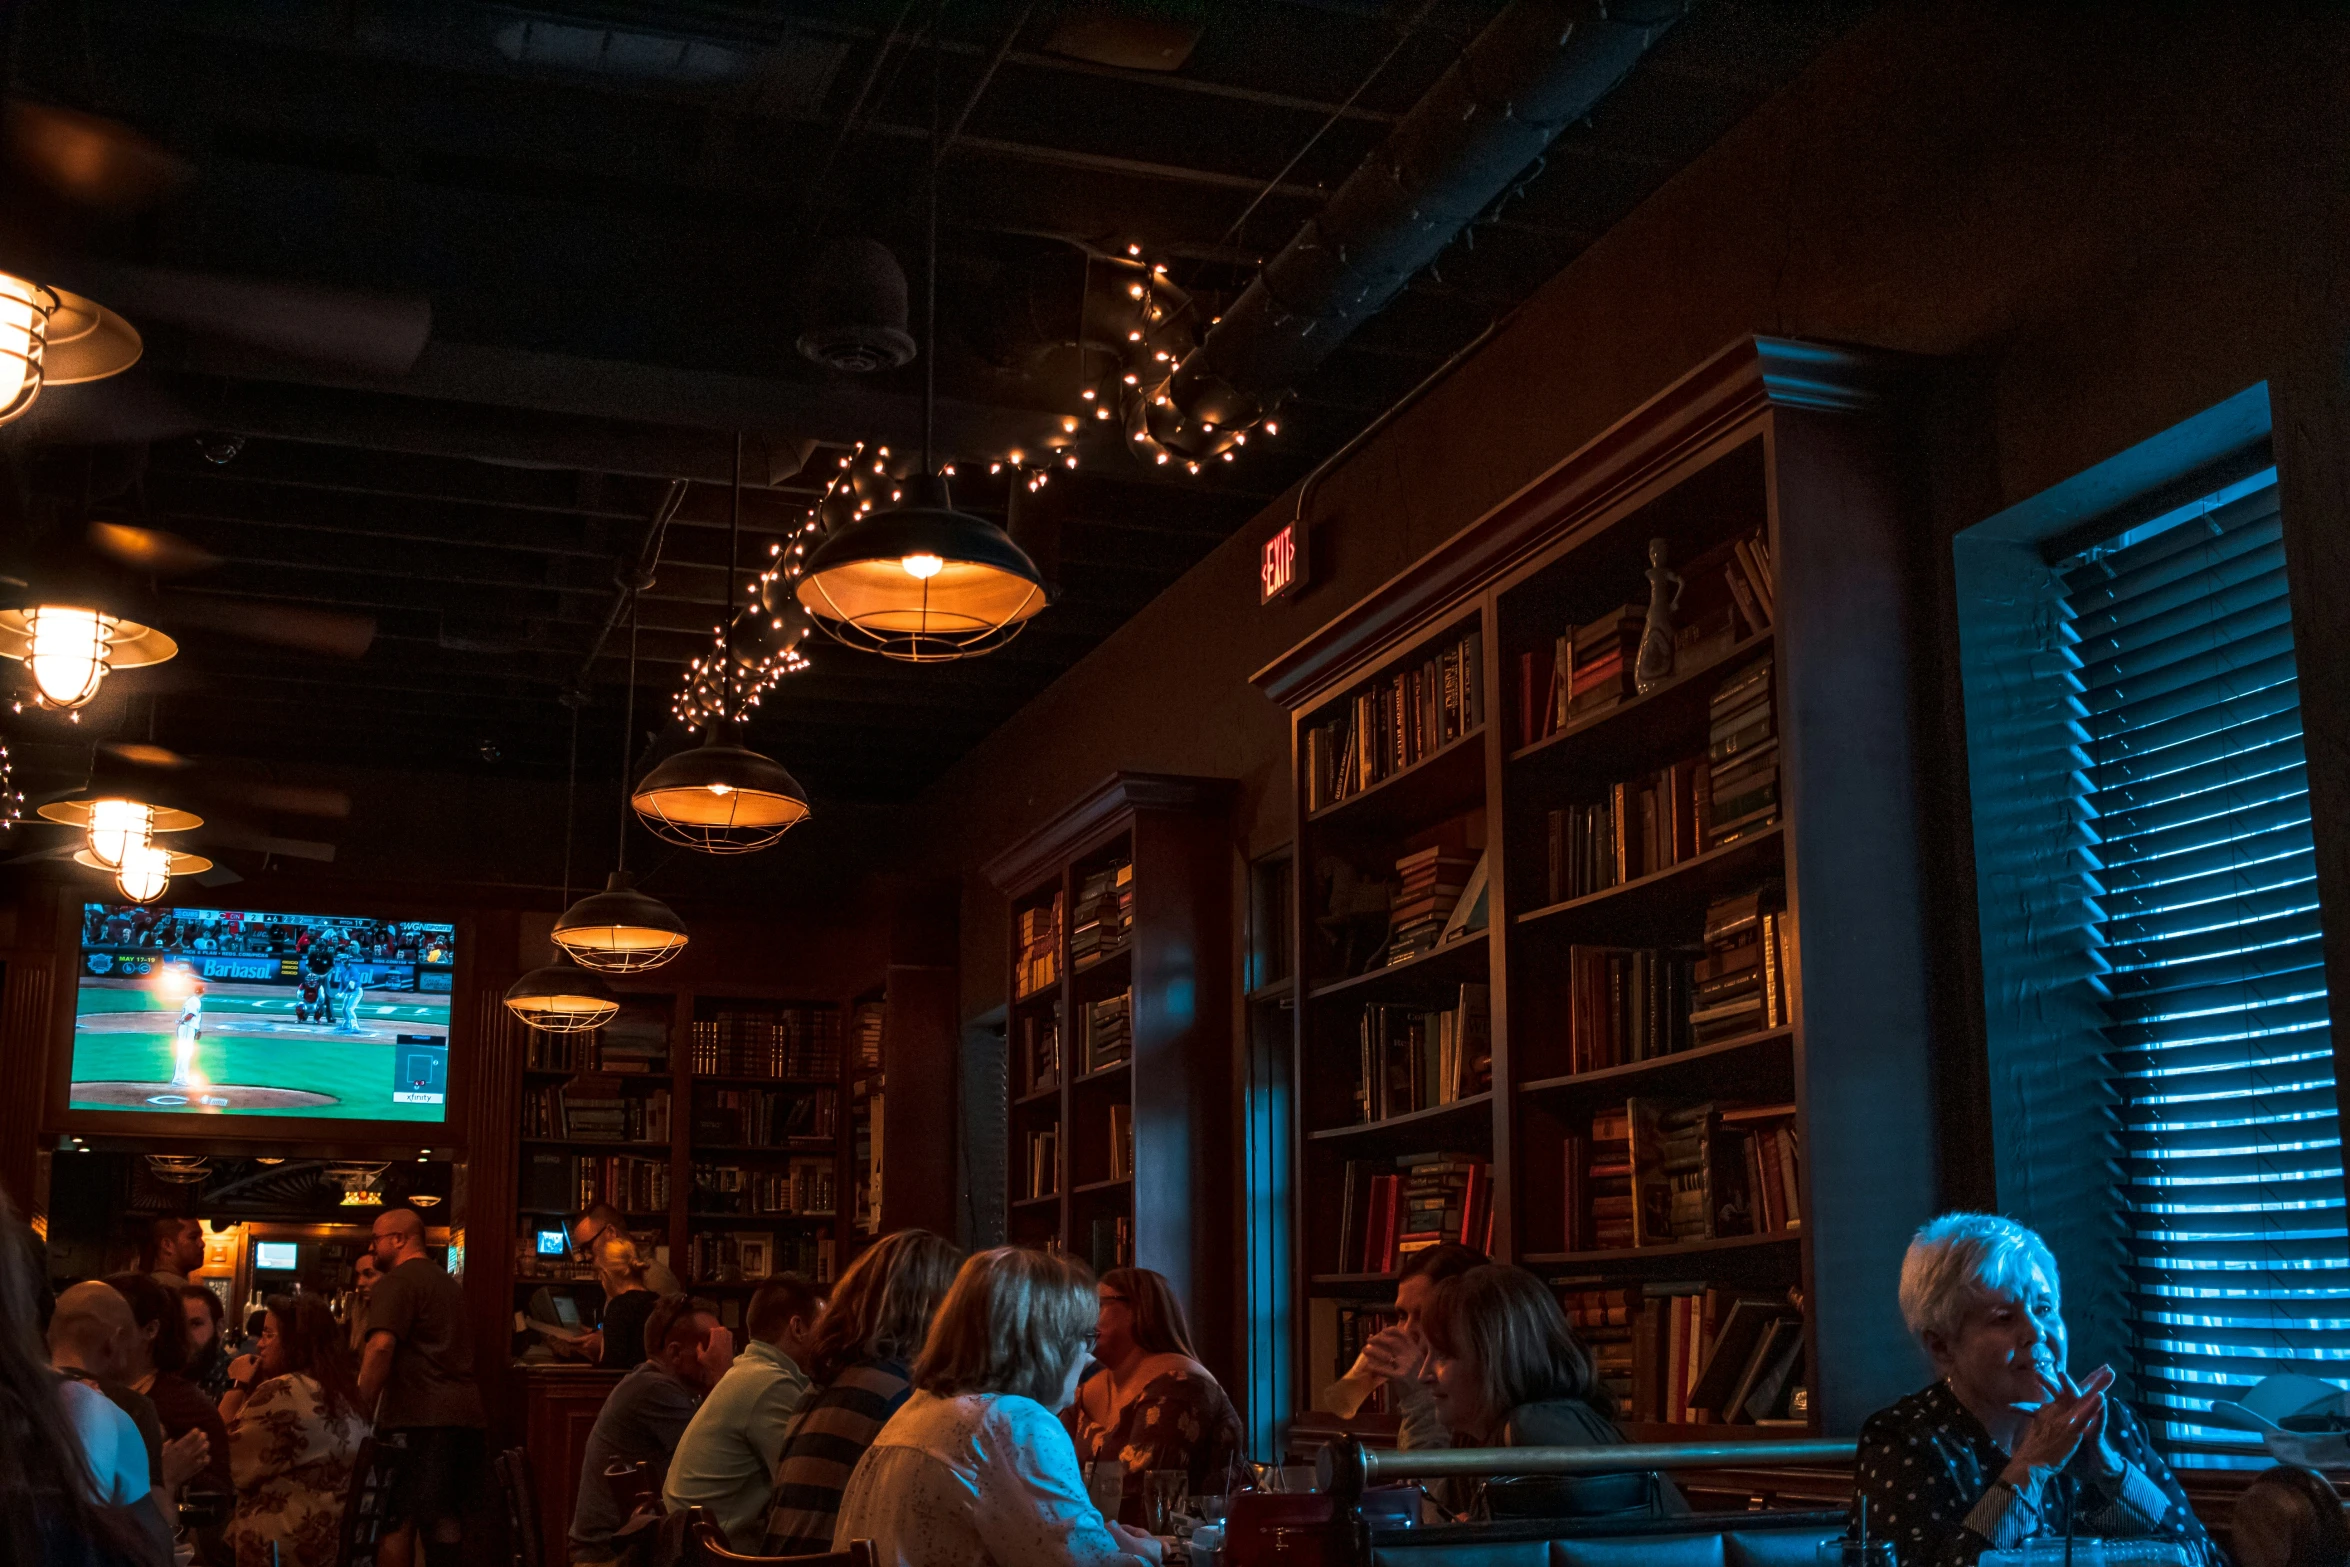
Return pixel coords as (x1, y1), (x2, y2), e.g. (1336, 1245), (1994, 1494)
(39, 790), (203, 868)
(794, 50), (1049, 663)
(75, 842), (212, 904)
(506, 704), (618, 1033)
(631, 436), (811, 854)
(0, 274), (141, 427)
(553, 601), (690, 971)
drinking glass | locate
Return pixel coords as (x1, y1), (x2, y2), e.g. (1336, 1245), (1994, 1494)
(1086, 1458), (1127, 1520)
(1819, 1542), (1897, 1567)
(1147, 1469), (1190, 1533)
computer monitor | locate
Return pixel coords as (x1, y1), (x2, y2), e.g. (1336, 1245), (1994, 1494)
(535, 1228), (568, 1257)
(254, 1241), (297, 1271)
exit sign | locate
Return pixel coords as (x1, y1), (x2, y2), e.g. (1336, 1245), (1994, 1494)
(1261, 521), (1305, 603)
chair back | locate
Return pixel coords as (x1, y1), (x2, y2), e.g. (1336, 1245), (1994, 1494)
(336, 1434), (409, 1567)
(1483, 1469), (1664, 1521)
(678, 1506), (877, 1567)
(494, 1446), (543, 1567)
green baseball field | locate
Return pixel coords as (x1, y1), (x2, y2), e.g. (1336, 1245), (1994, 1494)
(71, 978), (452, 1121)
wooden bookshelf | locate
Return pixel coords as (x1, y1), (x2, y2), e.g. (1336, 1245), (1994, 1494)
(984, 773), (1236, 1377)
(1253, 337), (1940, 1438)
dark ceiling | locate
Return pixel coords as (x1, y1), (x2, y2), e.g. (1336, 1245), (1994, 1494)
(0, 0), (1874, 809)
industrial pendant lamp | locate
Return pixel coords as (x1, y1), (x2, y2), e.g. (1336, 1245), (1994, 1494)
(39, 789), (203, 868)
(631, 436), (811, 854)
(553, 602), (690, 970)
(506, 705), (619, 1033)
(0, 273), (141, 427)
(795, 53), (1048, 663)
(75, 841), (213, 904)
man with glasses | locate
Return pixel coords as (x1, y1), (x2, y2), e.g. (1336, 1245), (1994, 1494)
(358, 1207), (485, 1567)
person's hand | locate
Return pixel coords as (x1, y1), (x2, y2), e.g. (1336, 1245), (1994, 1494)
(1107, 1521), (1164, 1564)
(697, 1323), (735, 1383)
(2061, 1368), (2126, 1480)
(2002, 1363), (2116, 1486)
(1355, 1322), (1427, 1384)
(225, 1353), (258, 1386)
(162, 1428), (210, 1490)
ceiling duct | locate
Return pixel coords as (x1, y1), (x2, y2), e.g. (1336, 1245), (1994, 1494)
(1171, 0), (1688, 428)
(798, 237), (917, 374)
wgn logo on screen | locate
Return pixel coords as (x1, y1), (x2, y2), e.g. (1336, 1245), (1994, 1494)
(392, 1035), (450, 1106)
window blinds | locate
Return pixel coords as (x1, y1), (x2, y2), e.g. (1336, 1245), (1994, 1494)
(2057, 468), (2344, 1455)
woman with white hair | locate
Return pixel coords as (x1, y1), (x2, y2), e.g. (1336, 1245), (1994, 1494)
(1856, 1213), (2213, 1567)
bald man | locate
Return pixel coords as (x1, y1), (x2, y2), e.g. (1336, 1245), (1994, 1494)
(50, 1280), (179, 1497)
(360, 1207), (485, 1567)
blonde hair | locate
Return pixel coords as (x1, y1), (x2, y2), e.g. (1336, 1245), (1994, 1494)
(1898, 1212), (2060, 1346)
(915, 1247), (1097, 1406)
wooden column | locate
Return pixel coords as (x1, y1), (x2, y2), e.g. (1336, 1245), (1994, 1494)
(881, 878), (960, 1238)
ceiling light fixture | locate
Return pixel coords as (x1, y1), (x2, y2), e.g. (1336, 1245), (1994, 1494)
(508, 702), (619, 1032)
(0, 273), (140, 427)
(556, 600), (690, 970)
(73, 841), (211, 904)
(795, 55), (1049, 663)
(40, 790), (203, 869)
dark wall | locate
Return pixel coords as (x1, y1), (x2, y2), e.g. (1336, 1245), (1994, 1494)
(885, 3), (2350, 1203)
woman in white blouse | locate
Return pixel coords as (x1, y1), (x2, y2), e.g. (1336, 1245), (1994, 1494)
(833, 1247), (1163, 1566)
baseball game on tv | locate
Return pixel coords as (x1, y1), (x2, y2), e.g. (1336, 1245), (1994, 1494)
(70, 903), (457, 1122)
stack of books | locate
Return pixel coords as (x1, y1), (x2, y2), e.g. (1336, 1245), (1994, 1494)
(1563, 946), (1695, 1072)
(1543, 758), (1706, 903)
(1548, 1281), (1806, 1426)
(1080, 991), (1132, 1072)
(1703, 659), (1778, 849)
(851, 1000), (885, 1073)
(1020, 1011), (1061, 1096)
(692, 1156), (837, 1216)
(1690, 887), (1788, 1044)
(1560, 1286), (1639, 1410)
(1562, 1109), (1635, 1252)
(1383, 848), (1483, 965)
(1071, 862), (1134, 968)
(1024, 1127), (1059, 1199)
(1304, 628), (1484, 811)
(689, 1007), (844, 1078)
(1351, 983), (1489, 1123)
(1016, 893), (1063, 997)
(1722, 528), (1776, 636)
(1334, 1152), (1493, 1273)
(690, 1084), (838, 1146)
(1521, 605), (1644, 745)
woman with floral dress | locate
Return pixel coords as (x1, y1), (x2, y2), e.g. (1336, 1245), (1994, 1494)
(1064, 1268), (1245, 1524)
(220, 1296), (370, 1567)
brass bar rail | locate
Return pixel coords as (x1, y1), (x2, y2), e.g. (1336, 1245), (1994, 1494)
(1326, 1437), (1858, 1491)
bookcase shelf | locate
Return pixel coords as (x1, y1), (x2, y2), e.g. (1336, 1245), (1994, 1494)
(985, 773), (1235, 1367)
(1258, 339), (1942, 1441)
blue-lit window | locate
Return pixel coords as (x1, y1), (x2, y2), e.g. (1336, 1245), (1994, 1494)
(2053, 466), (2343, 1457)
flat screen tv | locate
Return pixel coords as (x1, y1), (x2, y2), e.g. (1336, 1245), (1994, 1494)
(71, 903), (457, 1122)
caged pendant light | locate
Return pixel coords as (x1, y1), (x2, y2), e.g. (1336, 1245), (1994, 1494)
(794, 44), (1049, 662)
(506, 704), (618, 1033)
(631, 436), (812, 853)
(553, 602), (690, 971)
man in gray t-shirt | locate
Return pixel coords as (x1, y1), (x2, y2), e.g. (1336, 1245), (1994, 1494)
(570, 1295), (734, 1564)
(359, 1208), (485, 1567)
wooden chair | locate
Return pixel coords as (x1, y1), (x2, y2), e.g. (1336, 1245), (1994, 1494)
(678, 1507), (878, 1567)
(493, 1446), (543, 1567)
(335, 1434), (408, 1567)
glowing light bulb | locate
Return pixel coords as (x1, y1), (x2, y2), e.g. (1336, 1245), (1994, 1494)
(0, 272), (53, 421)
(1096, 407), (1111, 420)
(26, 606), (112, 709)
(87, 798), (154, 869)
(900, 553), (945, 580)
(1264, 421), (1280, 435)
(115, 842), (171, 904)
(1128, 283), (1145, 298)
(1080, 388), (1096, 400)
(707, 782), (735, 796)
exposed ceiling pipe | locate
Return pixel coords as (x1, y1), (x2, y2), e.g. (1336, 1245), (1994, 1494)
(1171, 0), (1690, 429)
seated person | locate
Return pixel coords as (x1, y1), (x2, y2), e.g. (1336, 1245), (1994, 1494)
(763, 1229), (963, 1555)
(1317, 1242), (1483, 1448)
(568, 1295), (733, 1567)
(2228, 1465), (2347, 1567)
(662, 1276), (822, 1546)
(832, 1247), (1161, 1565)
(1858, 1213), (2215, 1567)
(1066, 1268), (1246, 1519)
(219, 1297), (370, 1567)
(1419, 1264), (1681, 1521)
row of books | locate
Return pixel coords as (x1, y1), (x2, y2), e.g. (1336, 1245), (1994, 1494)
(1304, 630), (1486, 812)
(1563, 1098), (1801, 1252)
(1704, 657), (1777, 850)
(1016, 893), (1063, 998)
(851, 1000), (885, 1073)
(1108, 1104), (1134, 1181)
(523, 1080), (672, 1142)
(1020, 1012), (1062, 1097)
(519, 1149), (670, 1215)
(691, 1158), (837, 1216)
(1563, 1283), (1806, 1424)
(1693, 887), (1789, 1045)
(1350, 985), (1491, 1124)
(1722, 528), (1776, 636)
(687, 1007), (843, 1078)
(685, 1229), (835, 1287)
(1085, 1216), (1132, 1276)
(1024, 1127), (1060, 1200)
(1560, 947), (1692, 1074)
(1080, 992), (1132, 1074)
(1334, 1153), (1495, 1274)
(853, 1081), (883, 1235)
(689, 1084), (838, 1146)
(1383, 848), (1488, 966)
(525, 1031), (661, 1073)
(1072, 862), (1133, 968)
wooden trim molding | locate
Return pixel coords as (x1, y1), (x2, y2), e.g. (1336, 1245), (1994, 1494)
(980, 772), (1236, 895)
(1249, 336), (1906, 709)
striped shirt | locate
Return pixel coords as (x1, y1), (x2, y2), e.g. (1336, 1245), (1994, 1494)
(762, 1357), (915, 1554)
